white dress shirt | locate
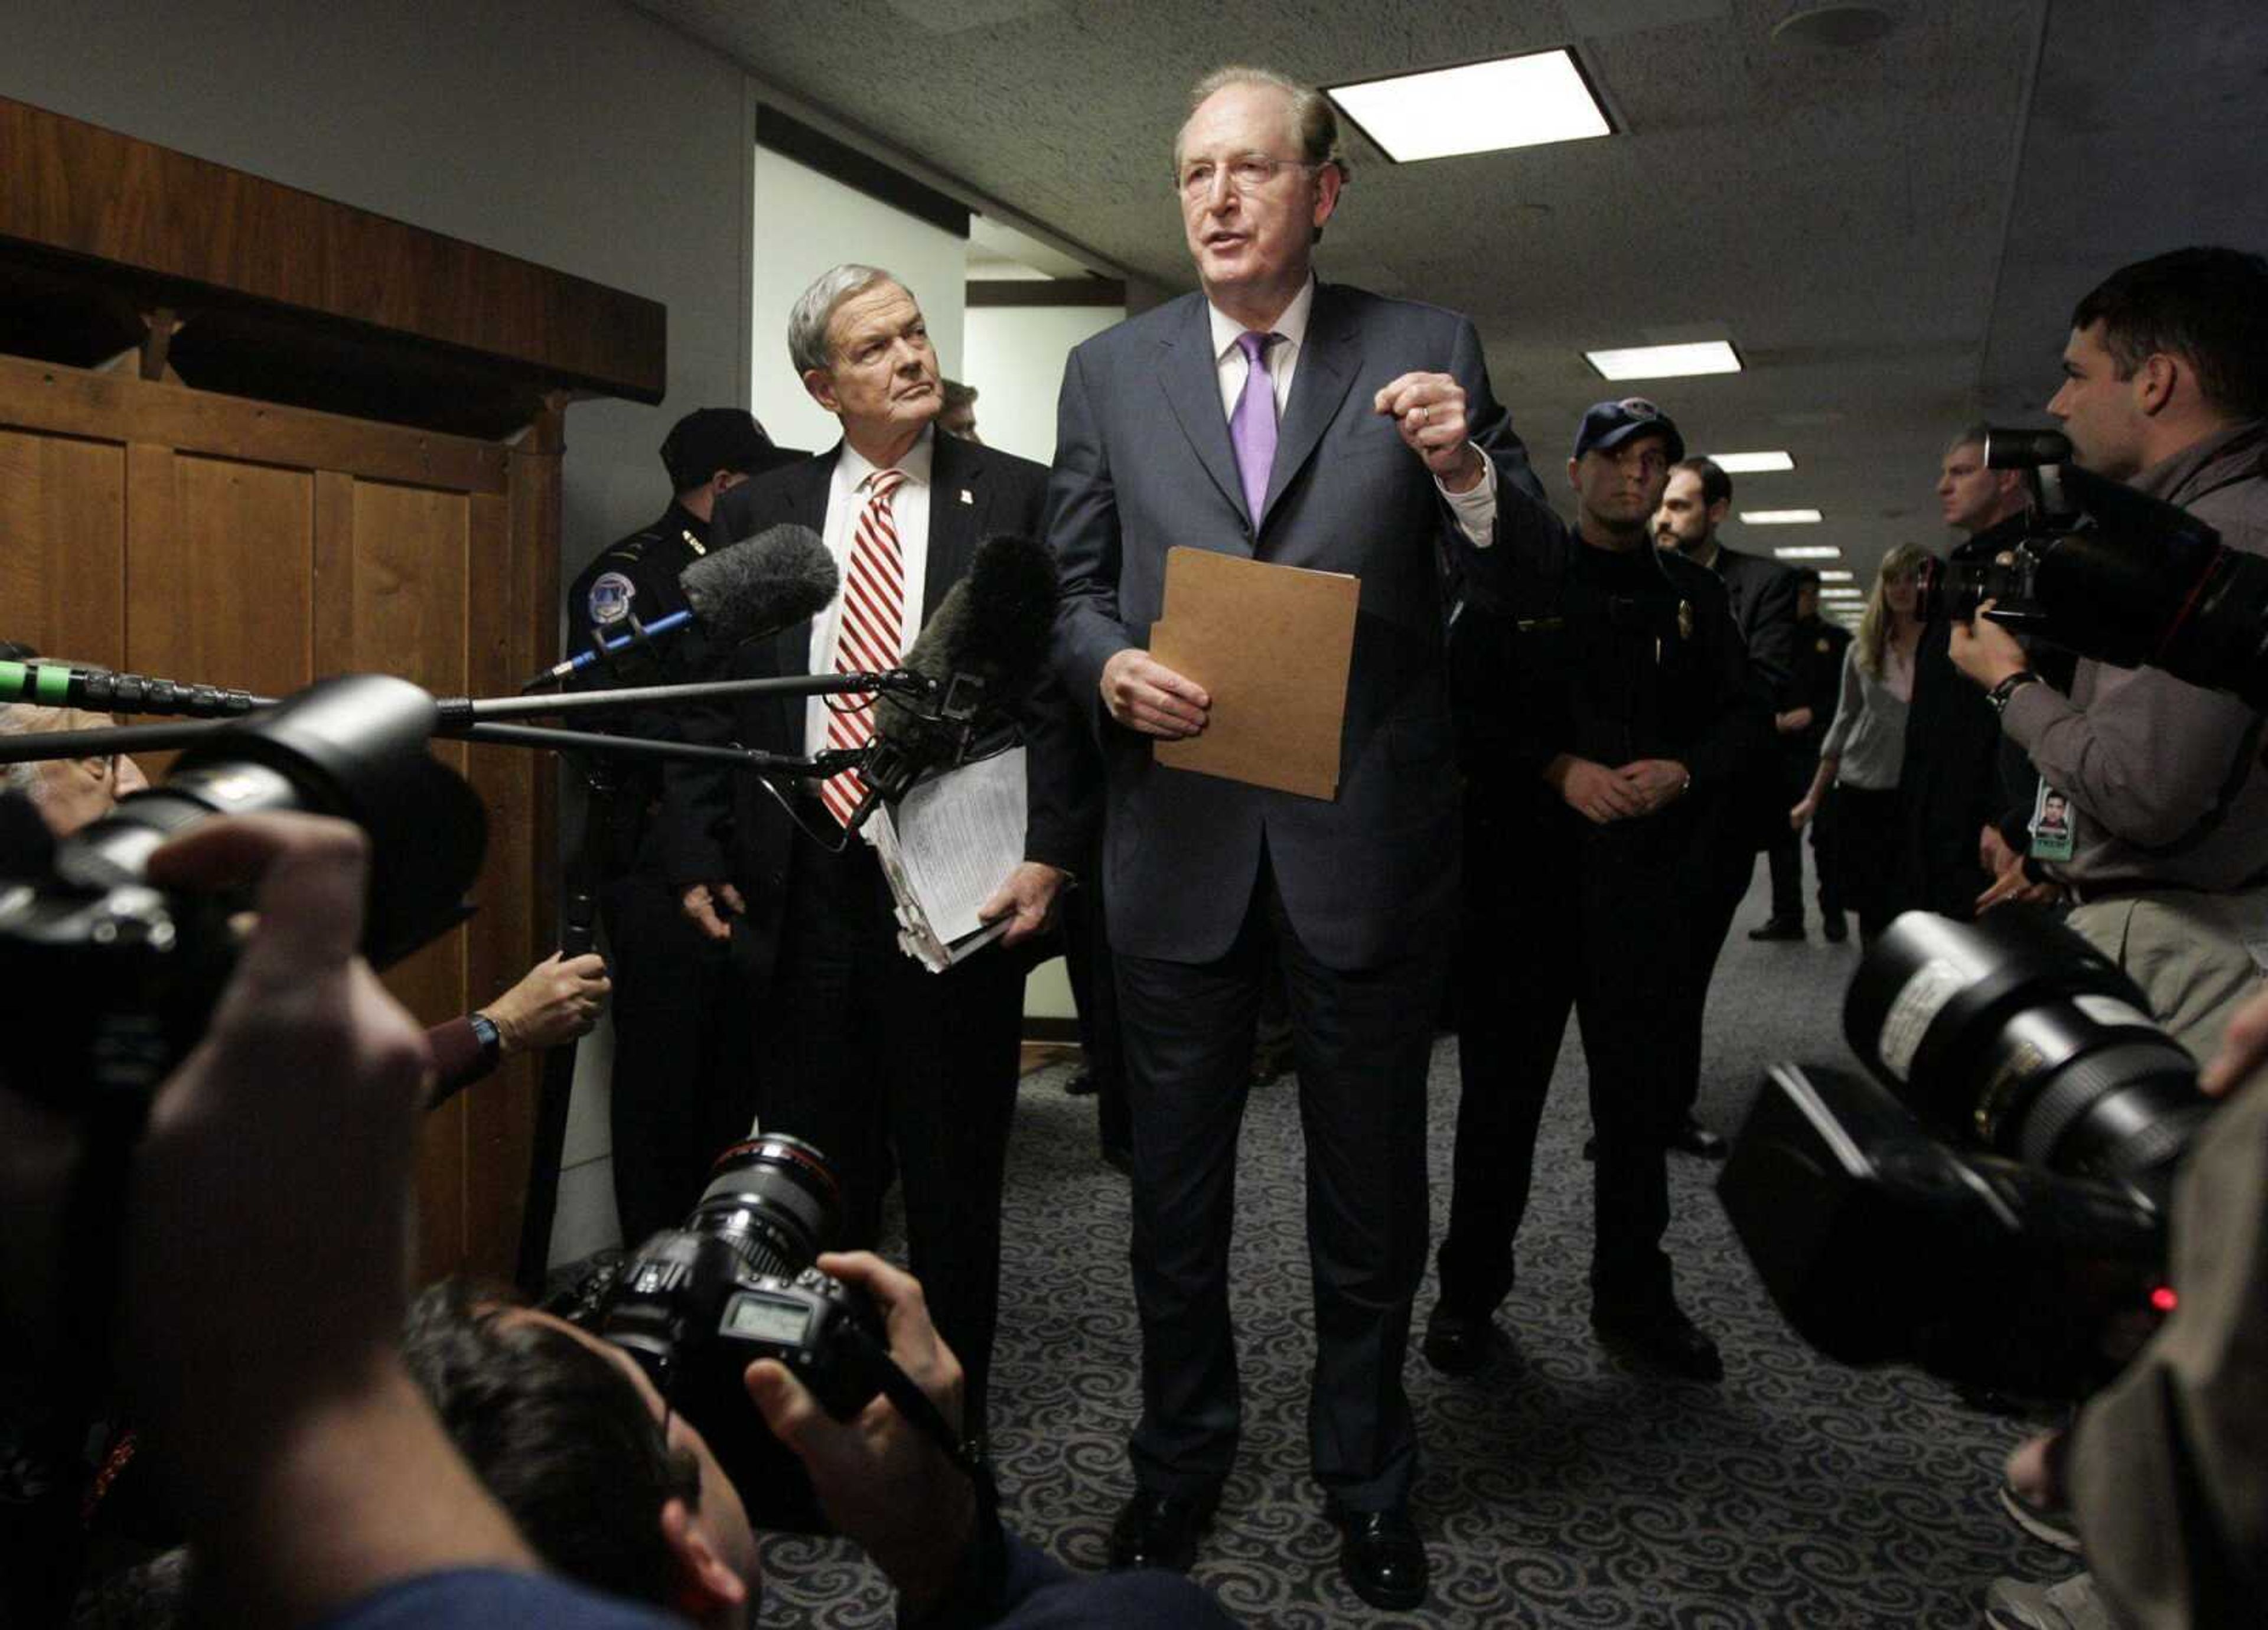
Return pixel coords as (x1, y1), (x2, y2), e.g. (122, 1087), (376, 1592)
(804, 425), (936, 758)
(1204, 277), (1497, 544)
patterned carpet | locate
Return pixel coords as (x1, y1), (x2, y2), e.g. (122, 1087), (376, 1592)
(756, 869), (2068, 1627)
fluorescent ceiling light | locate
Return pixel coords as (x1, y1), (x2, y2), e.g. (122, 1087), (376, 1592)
(1820, 588), (1862, 599)
(1585, 341), (1742, 381)
(1327, 49), (1611, 165)
(1817, 569), (1855, 581)
(1706, 450), (1795, 473)
(1772, 545), (1841, 559)
(1742, 509), (1824, 524)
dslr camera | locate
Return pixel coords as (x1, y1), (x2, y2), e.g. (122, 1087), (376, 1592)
(1914, 426), (2268, 709)
(555, 1133), (892, 1532)
(1719, 907), (2215, 1402)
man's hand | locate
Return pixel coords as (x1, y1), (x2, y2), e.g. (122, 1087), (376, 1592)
(1617, 758), (1690, 816)
(2202, 982), (2268, 1097)
(1544, 754), (1643, 824)
(744, 1252), (975, 1618)
(977, 862), (1066, 948)
(1100, 649), (1208, 738)
(681, 880), (745, 943)
(1948, 599), (2029, 691)
(484, 951), (611, 1055)
(1373, 371), (1484, 492)
(1980, 822), (2022, 879)
(1790, 795), (1818, 831)
(1774, 706), (1815, 735)
(1974, 843), (2063, 913)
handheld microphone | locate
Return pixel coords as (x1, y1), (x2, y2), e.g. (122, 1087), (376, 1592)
(532, 523), (839, 686)
(861, 533), (1058, 801)
(0, 660), (268, 719)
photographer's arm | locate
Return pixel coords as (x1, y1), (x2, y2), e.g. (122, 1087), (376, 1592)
(120, 817), (542, 1624)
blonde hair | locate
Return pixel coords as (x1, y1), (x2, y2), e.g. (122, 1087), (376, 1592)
(1855, 543), (1931, 677)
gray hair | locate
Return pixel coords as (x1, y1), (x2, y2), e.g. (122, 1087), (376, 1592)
(0, 703), (69, 803)
(787, 264), (897, 376)
(1175, 65), (1348, 181)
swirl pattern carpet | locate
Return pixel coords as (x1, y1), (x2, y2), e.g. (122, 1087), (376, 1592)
(757, 878), (2070, 1626)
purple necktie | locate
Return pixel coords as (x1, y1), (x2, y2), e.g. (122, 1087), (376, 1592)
(1230, 330), (1280, 524)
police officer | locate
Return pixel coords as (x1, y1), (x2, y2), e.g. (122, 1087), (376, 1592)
(1424, 399), (1764, 1384)
(568, 407), (797, 1244)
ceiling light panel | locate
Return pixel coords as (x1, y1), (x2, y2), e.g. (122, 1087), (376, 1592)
(1706, 451), (1795, 473)
(1328, 50), (1612, 164)
(1817, 569), (1855, 581)
(1772, 545), (1841, 559)
(1585, 341), (1742, 381)
(1741, 509), (1824, 524)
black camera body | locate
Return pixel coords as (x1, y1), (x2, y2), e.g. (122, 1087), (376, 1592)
(568, 1133), (885, 1533)
(1720, 908), (2212, 1403)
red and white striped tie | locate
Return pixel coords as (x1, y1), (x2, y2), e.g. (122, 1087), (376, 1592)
(820, 467), (909, 826)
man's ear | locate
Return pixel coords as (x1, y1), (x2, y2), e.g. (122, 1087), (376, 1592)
(801, 367), (840, 417)
(2135, 352), (2179, 418)
(659, 1498), (750, 1622)
(1707, 497), (1731, 527)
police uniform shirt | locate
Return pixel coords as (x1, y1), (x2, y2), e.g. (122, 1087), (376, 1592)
(564, 499), (721, 768)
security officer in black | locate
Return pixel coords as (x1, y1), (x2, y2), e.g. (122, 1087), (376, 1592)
(1425, 399), (1764, 1384)
(567, 407), (798, 1243)
(1759, 569), (1854, 938)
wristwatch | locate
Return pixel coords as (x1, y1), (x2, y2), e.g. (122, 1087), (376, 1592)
(467, 1010), (503, 1067)
(1987, 670), (2042, 716)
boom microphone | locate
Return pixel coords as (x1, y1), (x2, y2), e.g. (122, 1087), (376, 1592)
(532, 523), (839, 686)
(0, 660), (266, 719)
(862, 533), (1057, 798)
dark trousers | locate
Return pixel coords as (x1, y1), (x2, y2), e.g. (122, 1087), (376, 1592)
(1765, 746), (1827, 923)
(762, 838), (1025, 1439)
(602, 871), (758, 1247)
(1062, 860), (1129, 1158)
(1830, 784), (1905, 941)
(1438, 811), (1687, 1319)
(1115, 859), (1441, 1510)
(1669, 819), (1755, 1119)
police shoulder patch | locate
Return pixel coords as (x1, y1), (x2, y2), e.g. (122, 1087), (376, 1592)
(588, 571), (637, 627)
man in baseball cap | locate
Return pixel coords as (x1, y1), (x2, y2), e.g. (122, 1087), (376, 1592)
(1572, 396), (1687, 466)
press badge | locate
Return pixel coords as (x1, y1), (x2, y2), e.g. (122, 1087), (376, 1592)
(2029, 780), (2076, 864)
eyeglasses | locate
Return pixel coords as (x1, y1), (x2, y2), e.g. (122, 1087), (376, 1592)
(1175, 154), (1319, 200)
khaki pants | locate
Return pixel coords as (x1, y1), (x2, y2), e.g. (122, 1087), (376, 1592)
(2065, 885), (2268, 1065)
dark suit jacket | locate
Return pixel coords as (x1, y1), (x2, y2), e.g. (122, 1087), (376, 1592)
(656, 430), (1085, 993)
(1049, 281), (1546, 971)
(1709, 544), (1802, 710)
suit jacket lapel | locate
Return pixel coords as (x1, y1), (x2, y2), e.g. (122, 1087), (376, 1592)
(1156, 296), (1250, 537)
(923, 431), (978, 624)
(772, 450), (836, 682)
(1262, 283), (1359, 530)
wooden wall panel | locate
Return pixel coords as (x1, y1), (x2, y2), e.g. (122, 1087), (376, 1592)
(128, 453), (312, 699)
(4, 356), (559, 1283)
(0, 427), (125, 663)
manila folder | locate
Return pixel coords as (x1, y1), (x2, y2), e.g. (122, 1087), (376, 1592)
(1150, 547), (1357, 800)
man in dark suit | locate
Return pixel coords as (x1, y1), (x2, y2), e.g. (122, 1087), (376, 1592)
(1048, 66), (1544, 1611)
(1765, 569), (1855, 939)
(657, 266), (1084, 1446)
(1651, 455), (1800, 1154)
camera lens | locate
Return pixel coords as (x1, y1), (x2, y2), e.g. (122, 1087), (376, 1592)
(684, 1133), (842, 1280)
(1844, 907), (2212, 1180)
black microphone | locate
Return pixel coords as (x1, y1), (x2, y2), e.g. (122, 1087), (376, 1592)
(531, 523), (839, 686)
(861, 533), (1057, 801)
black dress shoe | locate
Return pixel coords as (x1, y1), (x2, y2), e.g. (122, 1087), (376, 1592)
(1821, 913), (1849, 943)
(1107, 1489), (1217, 1573)
(1670, 1114), (1728, 1159)
(1420, 1306), (1502, 1376)
(1329, 1504), (1428, 1611)
(1592, 1301), (1724, 1382)
(1747, 917), (1806, 941)
(1063, 1070), (1097, 1097)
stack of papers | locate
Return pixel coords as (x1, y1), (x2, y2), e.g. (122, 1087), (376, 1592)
(868, 746), (1027, 972)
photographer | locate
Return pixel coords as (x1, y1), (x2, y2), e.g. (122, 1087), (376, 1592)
(1, 810), (676, 1628)
(1951, 247), (2268, 1063)
(395, 1256), (1238, 1630)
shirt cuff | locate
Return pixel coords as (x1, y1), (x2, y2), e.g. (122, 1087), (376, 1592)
(1438, 453), (1498, 546)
